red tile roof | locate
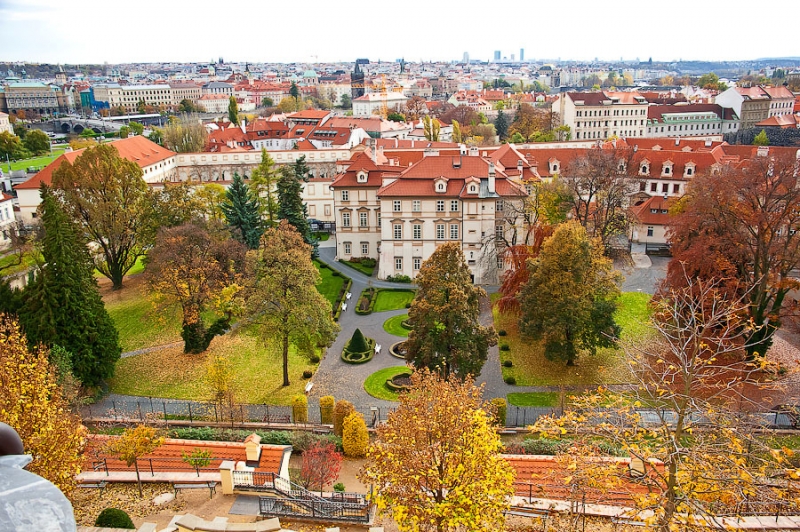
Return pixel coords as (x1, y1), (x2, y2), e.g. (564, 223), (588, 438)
(631, 195), (677, 225)
(15, 137), (175, 190)
(1, 193), (13, 202)
(647, 103), (736, 123)
(84, 434), (288, 475)
(756, 113), (798, 128)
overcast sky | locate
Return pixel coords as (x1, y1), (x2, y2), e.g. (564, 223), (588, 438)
(1, 0), (796, 66)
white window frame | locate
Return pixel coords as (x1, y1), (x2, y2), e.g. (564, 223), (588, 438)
(359, 212), (368, 227)
(450, 224), (459, 240)
(394, 224), (402, 240)
(436, 224), (445, 240)
(342, 212), (351, 227)
(436, 200), (445, 212)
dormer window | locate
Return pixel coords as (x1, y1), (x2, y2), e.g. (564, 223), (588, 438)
(662, 162), (673, 176)
(357, 171), (367, 183)
(639, 162), (650, 175)
(684, 163), (695, 177)
(434, 178), (448, 193)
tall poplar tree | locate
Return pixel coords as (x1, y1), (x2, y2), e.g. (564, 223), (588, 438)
(221, 172), (262, 249)
(277, 156), (315, 254)
(21, 185), (121, 386)
(406, 242), (496, 380)
(249, 148), (280, 226)
(228, 96), (239, 126)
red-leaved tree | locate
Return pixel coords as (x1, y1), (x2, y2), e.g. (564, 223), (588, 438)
(299, 442), (342, 493)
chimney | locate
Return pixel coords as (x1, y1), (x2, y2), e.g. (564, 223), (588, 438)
(488, 162), (496, 194)
(469, 146), (479, 156)
(459, 143), (467, 155)
(517, 160), (524, 176)
(241, 118), (246, 134)
(674, 138), (680, 146)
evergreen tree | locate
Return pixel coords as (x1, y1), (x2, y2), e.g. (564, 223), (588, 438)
(249, 148), (280, 226)
(753, 129), (769, 146)
(277, 156), (316, 255)
(494, 109), (509, 141)
(20, 185), (121, 387)
(221, 172), (262, 249)
(228, 96), (239, 126)
(289, 82), (300, 110)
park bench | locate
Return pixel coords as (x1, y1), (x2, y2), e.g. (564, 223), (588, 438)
(173, 481), (217, 499)
(78, 480), (107, 495)
(262, 413), (291, 424)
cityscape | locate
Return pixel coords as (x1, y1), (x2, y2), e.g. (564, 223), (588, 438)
(3, 2), (800, 531)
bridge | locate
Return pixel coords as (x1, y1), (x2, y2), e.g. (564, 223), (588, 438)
(52, 117), (125, 134)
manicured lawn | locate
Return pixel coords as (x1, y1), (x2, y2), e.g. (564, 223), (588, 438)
(109, 329), (319, 404)
(7, 147), (67, 172)
(313, 232), (330, 241)
(314, 260), (346, 308)
(507, 392), (561, 407)
(103, 281), (182, 352)
(363, 366), (410, 401)
(383, 313), (410, 337)
(493, 291), (651, 387)
(373, 289), (415, 313)
(94, 255), (146, 279)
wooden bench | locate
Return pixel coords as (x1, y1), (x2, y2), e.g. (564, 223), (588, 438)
(78, 480), (107, 495)
(173, 481), (217, 499)
(262, 414), (290, 424)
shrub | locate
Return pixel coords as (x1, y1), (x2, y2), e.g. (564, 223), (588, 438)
(490, 397), (507, 427)
(333, 400), (355, 437)
(504, 376), (516, 385)
(292, 395), (308, 423)
(503, 360), (513, 368)
(520, 437), (567, 456)
(500, 344), (510, 351)
(310, 354), (321, 363)
(95, 508), (135, 529)
(386, 274), (412, 283)
(342, 328), (375, 364)
(255, 430), (293, 445)
(342, 411), (369, 458)
(405, 302), (411, 309)
(302, 370), (313, 379)
(348, 328), (369, 352)
(332, 270), (341, 277)
(498, 329), (507, 336)
(320, 395), (335, 425)
(333, 482), (346, 492)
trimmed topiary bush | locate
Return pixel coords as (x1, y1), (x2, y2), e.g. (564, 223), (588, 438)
(320, 395), (335, 425)
(503, 360), (513, 368)
(342, 411), (369, 458)
(498, 329), (507, 336)
(292, 394), (308, 423)
(95, 508), (135, 529)
(333, 400), (355, 437)
(341, 328), (375, 364)
(310, 354), (321, 363)
(504, 376), (516, 385)
(302, 370), (313, 379)
(490, 397), (507, 427)
(500, 344), (510, 351)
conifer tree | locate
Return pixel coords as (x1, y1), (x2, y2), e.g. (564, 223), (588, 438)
(249, 148), (280, 226)
(221, 172), (262, 249)
(277, 156), (315, 254)
(20, 185), (121, 387)
(228, 96), (239, 126)
(494, 109), (509, 141)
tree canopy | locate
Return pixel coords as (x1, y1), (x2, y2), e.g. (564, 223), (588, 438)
(0, 314), (87, 497)
(360, 370), (515, 532)
(163, 116), (208, 152)
(249, 149), (280, 227)
(221, 172), (263, 250)
(277, 156), (315, 254)
(52, 143), (151, 290)
(23, 129), (50, 156)
(21, 185), (120, 386)
(246, 221), (338, 386)
(406, 242), (496, 379)
(145, 222), (246, 354)
(519, 221), (621, 366)
(228, 96), (239, 126)
(665, 150), (800, 358)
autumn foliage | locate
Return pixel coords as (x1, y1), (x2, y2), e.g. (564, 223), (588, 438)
(0, 314), (86, 497)
(332, 399), (355, 437)
(299, 441), (342, 492)
(342, 411), (368, 458)
(360, 370), (515, 532)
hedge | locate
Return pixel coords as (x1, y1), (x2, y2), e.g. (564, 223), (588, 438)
(341, 329), (376, 364)
(333, 400), (355, 437)
(320, 395), (335, 425)
(384, 370), (412, 392)
(355, 287), (377, 315)
(292, 395), (308, 423)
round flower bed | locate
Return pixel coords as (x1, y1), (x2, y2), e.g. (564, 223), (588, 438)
(389, 341), (408, 360)
(341, 328), (376, 364)
(385, 371), (412, 392)
(400, 319), (413, 330)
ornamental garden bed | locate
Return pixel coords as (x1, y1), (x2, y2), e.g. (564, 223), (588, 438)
(341, 328), (375, 364)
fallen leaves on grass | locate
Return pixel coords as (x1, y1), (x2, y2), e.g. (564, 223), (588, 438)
(72, 482), (186, 526)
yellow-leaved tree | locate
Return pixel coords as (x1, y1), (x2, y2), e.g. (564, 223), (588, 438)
(532, 274), (799, 531)
(0, 314), (86, 497)
(359, 370), (515, 531)
(105, 425), (164, 497)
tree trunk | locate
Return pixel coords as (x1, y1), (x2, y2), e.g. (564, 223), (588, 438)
(134, 459), (143, 497)
(282, 333), (290, 387)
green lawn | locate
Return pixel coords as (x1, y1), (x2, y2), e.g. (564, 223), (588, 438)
(493, 291), (651, 387)
(314, 260), (346, 308)
(0, 250), (39, 276)
(7, 147), (67, 172)
(373, 289), (416, 312)
(109, 328), (319, 404)
(94, 255), (146, 279)
(363, 366), (410, 401)
(383, 313), (410, 337)
(313, 232), (330, 241)
(340, 259), (375, 276)
(507, 392), (561, 407)
(103, 282), (182, 352)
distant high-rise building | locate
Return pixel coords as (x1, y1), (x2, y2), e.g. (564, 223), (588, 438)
(520, 48), (525, 62)
(511, 54), (515, 61)
(493, 50), (501, 61)
(463, 52), (469, 64)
